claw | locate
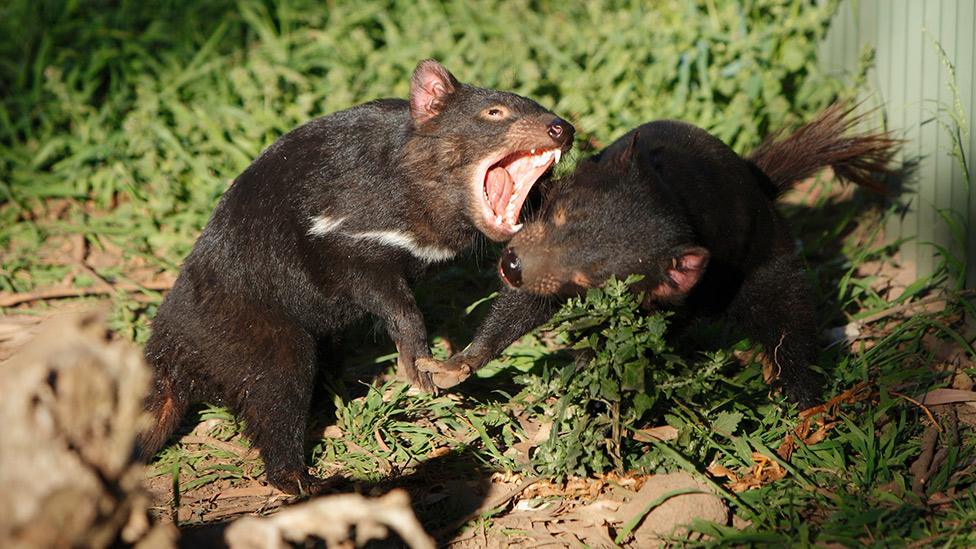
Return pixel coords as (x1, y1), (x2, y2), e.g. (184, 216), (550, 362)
(416, 357), (473, 389)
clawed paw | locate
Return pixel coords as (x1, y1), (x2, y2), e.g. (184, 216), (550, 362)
(267, 470), (344, 497)
(395, 349), (436, 392)
(416, 357), (473, 389)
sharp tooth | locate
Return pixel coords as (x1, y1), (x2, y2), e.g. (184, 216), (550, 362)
(554, 149), (561, 164)
(512, 223), (523, 231)
(531, 148), (536, 154)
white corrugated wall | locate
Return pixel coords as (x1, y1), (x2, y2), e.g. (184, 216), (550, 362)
(821, 0), (976, 286)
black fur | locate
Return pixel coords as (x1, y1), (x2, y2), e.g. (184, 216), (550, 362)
(139, 60), (573, 494)
(419, 104), (897, 408)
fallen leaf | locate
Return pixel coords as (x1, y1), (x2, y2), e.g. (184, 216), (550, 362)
(426, 446), (452, 459)
(707, 461), (739, 482)
(914, 388), (976, 407)
(321, 425), (343, 438)
(633, 425), (679, 442)
(726, 454), (787, 493)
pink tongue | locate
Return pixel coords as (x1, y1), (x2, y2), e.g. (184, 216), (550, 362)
(486, 166), (514, 215)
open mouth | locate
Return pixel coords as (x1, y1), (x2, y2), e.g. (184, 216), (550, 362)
(479, 148), (561, 238)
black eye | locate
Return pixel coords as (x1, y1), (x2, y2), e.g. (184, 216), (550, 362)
(485, 107), (507, 118)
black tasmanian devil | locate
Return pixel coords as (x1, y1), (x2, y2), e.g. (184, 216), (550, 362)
(139, 59), (574, 493)
(419, 104), (897, 407)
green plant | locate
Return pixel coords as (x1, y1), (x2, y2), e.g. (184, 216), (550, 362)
(516, 276), (737, 479)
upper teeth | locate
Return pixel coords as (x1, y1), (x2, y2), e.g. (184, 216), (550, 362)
(528, 148), (562, 168)
(532, 150), (553, 167)
(486, 148), (565, 231)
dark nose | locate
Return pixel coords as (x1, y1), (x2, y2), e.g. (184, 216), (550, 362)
(499, 247), (523, 287)
(548, 118), (574, 146)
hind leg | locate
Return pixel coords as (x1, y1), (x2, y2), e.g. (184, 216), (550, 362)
(225, 321), (328, 494)
(729, 254), (823, 408)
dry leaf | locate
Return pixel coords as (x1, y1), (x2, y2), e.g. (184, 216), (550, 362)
(914, 388), (976, 407)
(633, 425), (679, 442)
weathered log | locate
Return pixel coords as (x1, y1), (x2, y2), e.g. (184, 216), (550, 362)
(0, 311), (175, 549)
(225, 489), (435, 549)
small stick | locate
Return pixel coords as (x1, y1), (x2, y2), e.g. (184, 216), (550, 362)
(854, 290), (974, 327)
(891, 391), (943, 434)
(179, 435), (257, 459)
(0, 280), (174, 308)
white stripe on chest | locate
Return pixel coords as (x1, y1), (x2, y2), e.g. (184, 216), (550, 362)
(308, 215), (456, 263)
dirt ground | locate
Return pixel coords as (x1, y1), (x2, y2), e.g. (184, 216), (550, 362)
(0, 306), (738, 548)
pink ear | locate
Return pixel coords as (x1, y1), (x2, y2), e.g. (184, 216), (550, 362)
(652, 246), (709, 300)
(410, 59), (457, 124)
(617, 129), (640, 167)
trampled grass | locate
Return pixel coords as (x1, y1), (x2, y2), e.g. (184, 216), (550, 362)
(2, 0), (974, 546)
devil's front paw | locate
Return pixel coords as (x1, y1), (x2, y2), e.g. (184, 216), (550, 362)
(416, 356), (474, 389)
(395, 346), (435, 392)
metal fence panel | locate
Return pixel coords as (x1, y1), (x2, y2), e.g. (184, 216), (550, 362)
(820, 0), (976, 285)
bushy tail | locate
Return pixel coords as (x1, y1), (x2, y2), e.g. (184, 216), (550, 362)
(747, 103), (900, 199)
(136, 370), (188, 461)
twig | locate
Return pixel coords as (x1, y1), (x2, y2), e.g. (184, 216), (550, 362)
(909, 425), (940, 497)
(854, 290), (974, 327)
(204, 499), (285, 522)
(891, 391), (944, 434)
(179, 435), (257, 459)
(826, 290), (976, 348)
(925, 413), (958, 484)
(0, 280), (174, 308)
(374, 429), (391, 452)
(75, 262), (117, 294)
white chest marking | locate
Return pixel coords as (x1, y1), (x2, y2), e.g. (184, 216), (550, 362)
(308, 215), (346, 236)
(308, 215), (456, 263)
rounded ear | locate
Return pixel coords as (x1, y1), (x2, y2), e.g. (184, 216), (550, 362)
(649, 246), (710, 302)
(615, 129), (641, 169)
(410, 59), (458, 124)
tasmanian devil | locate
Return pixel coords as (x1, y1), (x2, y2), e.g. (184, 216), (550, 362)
(138, 59), (574, 494)
(418, 104), (896, 407)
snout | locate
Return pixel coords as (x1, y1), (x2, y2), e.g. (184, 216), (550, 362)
(499, 247), (522, 287)
(500, 224), (573, 294)
(548, 118), (575, 148)
(498, 242), (563, 295)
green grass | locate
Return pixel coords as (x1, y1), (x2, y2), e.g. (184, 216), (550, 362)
(2, 0), (974, 546)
